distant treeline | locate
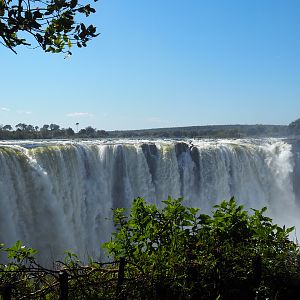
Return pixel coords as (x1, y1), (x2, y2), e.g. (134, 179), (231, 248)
(0, 123), (109, 139)
(108, 119), (300, 138)
(109, 124), (289, 139)
(1, 118), (300, 139)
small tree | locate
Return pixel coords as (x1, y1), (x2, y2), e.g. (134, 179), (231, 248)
(50, 123), (60, 131)
(15, 123), (27, 131)
(85, 125), (96, 136)
(65, 127), (75, 136)
(26, 124), (34, 131)
(41, 124), (49, 131)
(3, 124), (12, 131)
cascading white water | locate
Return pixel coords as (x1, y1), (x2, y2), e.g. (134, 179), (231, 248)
(0, 138), (299, 262)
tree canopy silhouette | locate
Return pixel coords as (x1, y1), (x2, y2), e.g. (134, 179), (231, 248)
(0, 0), (98, 54)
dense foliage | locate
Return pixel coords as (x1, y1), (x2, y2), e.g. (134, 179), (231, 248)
(0, 123), (109, 139)
(0, 241), (120, 299)
(0, 0), (98, 54)
(104, 197), (300, 299)
(0, 198), (299, 299)
(1, 119), (300, 139)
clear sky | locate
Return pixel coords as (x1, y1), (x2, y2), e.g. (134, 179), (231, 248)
(1, 0), (300, 131)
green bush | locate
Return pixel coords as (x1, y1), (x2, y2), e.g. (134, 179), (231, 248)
(1, 198), (299, 299)
(103, 197), (300, 299)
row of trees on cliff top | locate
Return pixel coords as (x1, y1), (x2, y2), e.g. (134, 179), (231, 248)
(1, 120), (299, 140)
(0, 123), (109, 139)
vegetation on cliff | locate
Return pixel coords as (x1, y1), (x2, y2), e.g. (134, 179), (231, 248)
(1, 118), (300, 140)
(0, 123), (109, 139)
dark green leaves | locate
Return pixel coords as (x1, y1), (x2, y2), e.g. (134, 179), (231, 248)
(4, 240), (38, 263)
(0, 0), (98, 55)
(103, 197), (300, 299)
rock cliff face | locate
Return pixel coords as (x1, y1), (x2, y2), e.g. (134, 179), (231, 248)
(290, 139), (300, 202)
(0, 138), (299, 263)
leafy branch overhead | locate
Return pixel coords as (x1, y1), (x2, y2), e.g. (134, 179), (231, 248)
(0, 0), (98, 54)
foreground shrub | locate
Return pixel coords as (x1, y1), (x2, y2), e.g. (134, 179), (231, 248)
(1, 198), (299, 299)
(103, 197), (300, 299)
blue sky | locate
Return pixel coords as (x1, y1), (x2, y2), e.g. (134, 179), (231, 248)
(1, 0), (300, 131)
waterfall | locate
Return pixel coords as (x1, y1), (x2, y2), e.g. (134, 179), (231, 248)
(0, 138), (299, 262)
